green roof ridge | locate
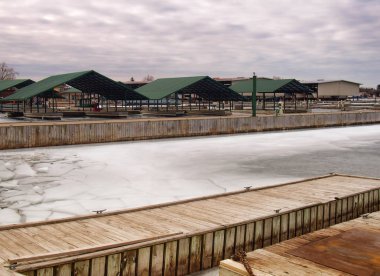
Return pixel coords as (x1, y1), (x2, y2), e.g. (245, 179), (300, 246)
(136, 76), (207, 100)
(0, 79), (35, 92)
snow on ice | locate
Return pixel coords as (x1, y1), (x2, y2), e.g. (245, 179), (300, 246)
(1, 124), (380, 225)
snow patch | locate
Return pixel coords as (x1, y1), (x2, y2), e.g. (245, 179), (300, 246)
(0, 170), (15, 181)
(14, 163), (36, 179)
(0, 209), (21, 225)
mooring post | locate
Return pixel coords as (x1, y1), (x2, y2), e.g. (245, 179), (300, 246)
(252, 72), (257, 117)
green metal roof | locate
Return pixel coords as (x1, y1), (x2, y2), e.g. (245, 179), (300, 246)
(0, 79), (35, 92)
(230, 79), (312, 94)
(1, 70), (147, 101)
(136, 76), (244, 101)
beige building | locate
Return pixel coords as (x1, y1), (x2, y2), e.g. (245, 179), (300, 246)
(302, 80), (361, 99)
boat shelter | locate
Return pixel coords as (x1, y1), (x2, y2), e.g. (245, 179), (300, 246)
(1, 70), (147, 113)
(136, 76), (245, 111)
(230, 79), (313, 110)
(0, 79), (35, 98)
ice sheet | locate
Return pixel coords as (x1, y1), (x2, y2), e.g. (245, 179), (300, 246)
(1, 124), (380, 225)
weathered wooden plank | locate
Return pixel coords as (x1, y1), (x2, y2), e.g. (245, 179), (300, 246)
(235, 225), (245, 251)
(295, 210), (303, 237)
(121, 250), (137, 276)
(177, 238), (189, 276)
(310, 206), (317, 232)
(202, 232), (213, 270)
(323, 203), (330, 228)
(244, 223), (254, 252)
(107, 253), (121, 276)
(316, 205), (324, 230)
(341, 198), (348, 222)
(358, 193), (364, 216)
(151, 244), (164, 276)
(329, 201), (336, 226)
(363, 192), (369, 214)
(137, 247), (150, 276)
(213, 230), (225, 266)
(224, 227), (236, 259)
(54, 264), (71, 276)
(73, 260), (89, 276)
(91, 257), (105, 276)
(35, 267), (54, 276)
(335, 199), (342, 224)
(302, 208), (311, 235)
(288, 212), (296, 239)
(22, 271), (36, 276)
(353, 194), (359, 218)
(271, 216), (280, 245)
(368, 190), (374, 213)
(163, 241), (177, 276)
(347, 196), (354, 220)
(263, 218), (272, 247)
(189, 236), (202, 274)
(254, 220), (264, 250)
(280, 213), (288, 242)
(374, 189), (380, 212)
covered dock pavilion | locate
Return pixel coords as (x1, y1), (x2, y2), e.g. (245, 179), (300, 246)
(0, 79), (65, 113)
(135, 76), (245, 113)
(0, 79), (35, 97)
(0, 79), (35, 102)
(230, 78), (313, 111)
(0, 70), (147, 114)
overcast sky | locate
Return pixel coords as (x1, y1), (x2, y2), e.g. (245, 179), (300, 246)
(1, 0), (379, 87)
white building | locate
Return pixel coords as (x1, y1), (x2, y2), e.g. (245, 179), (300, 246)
(301, 80), (361, 99)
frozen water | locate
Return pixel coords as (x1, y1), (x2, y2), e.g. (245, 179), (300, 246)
(0, 179), (19, 188)
(4, 161), (16, 171)
(0, 168), (15, 181)
(14, 163), (36, 178)
(1, 124), (380, 225)
(0, 209), (20, 224)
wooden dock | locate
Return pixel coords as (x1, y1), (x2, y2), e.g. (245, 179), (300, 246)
(85, 112), (128, 118)
(219, 211), (380, 275)
(23, 113), (63, 120)
(1, 111), (380, 150)
(0, 174), (379, 276)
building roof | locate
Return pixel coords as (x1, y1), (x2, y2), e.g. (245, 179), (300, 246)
(213, 77), (250, 82)
(1, 71), (147, 101)
(135, 76), (245, 101)
(301, 80), (361, 85)
(229, 79), (312, 94)
(0, 79), (35, 92)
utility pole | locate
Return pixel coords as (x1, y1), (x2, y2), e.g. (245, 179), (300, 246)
(252, 72), (257, 117)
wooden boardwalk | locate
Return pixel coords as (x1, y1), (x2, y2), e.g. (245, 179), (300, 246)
(0, 174), (380, 275)
(220, 211), (380, 275)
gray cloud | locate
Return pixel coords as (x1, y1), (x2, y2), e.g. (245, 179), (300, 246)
(0, 0), (379, 86)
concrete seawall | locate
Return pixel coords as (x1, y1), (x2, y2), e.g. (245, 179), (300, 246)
(1, 111), (380, 150)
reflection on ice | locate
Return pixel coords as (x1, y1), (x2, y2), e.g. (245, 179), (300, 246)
(1, 124), (380, 225)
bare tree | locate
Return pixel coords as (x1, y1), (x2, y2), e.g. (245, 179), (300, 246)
(142, 74), (154, 82)
(0, 62), (19, 80)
